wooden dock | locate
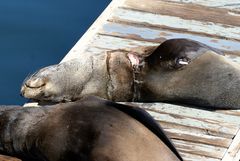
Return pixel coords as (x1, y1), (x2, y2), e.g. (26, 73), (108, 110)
(2, 0), (239, 161)
(61, 0), (240, 160)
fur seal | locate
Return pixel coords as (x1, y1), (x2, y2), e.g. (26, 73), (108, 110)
(21, 38), (240, 109)
(0, 96), (182, 161)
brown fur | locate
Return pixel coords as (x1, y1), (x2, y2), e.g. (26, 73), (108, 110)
(0, 97), (181, 161)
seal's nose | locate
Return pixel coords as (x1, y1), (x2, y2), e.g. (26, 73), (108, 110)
(20, 90), (24, 97)
(25, 77), (46, 88)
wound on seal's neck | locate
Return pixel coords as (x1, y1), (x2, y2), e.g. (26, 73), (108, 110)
(128, 53), (146, 101)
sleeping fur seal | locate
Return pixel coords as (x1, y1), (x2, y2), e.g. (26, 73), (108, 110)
(21, 38), (240, 109)
(0, 96), (182, 161)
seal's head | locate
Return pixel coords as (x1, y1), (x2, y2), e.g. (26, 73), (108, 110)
(20, 54), (98, 103)
(20, 51), (142, 103)
(21, 63), (72, 102)
(144, 38), (240, 109)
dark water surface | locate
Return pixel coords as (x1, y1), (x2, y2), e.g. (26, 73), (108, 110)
(0, 0), (111, 105)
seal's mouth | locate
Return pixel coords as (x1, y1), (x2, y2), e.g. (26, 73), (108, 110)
(20, 77), (47, 99)
(24, 77), (46, 88)
(24, 82), (46, 89)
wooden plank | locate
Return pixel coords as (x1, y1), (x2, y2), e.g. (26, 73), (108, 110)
(173, 139), (226, 159)
(166, 0), (240, 11)
(90, 34), (158, 50)
(0, 155), (21, 161)
(180, 152), (220, 161)
(128, 102), (240, 126)
(165, 128), (232, 148)
(148, 110), (238, 136)
(85, 46), (108, 55)
(111, 8), (240, 40)
(160, 122), (233, 139)
(222, 129), (240, 161)
(233, 150), (240, 161)
(123, 0), (240, 26)
(61, 0), (127, 62)
(100, 22), (240, 53)
(216, 110), (240, 117)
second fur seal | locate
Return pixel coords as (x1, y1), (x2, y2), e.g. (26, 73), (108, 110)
(21, 39), (240, 109)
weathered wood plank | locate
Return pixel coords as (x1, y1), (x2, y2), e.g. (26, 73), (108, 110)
(148, 110), (238, 136)
(160, 122), (233, 139)
(233, 149), (240, 161)
(128, 102), (240, 125)
(217, 109), (240, 116)
(100, 22), (240, 53)
(111, 8), (240, 40)
(165, 128), (232, 148)
(166, 0), (240, 11)
(173, 139), (226, 159)
(90, 34), (158, 50)
(180, 152), (220, 161)
(222, 129), (240, 161)
(123, 0), (240, 26)
(0, 155), (21, 161)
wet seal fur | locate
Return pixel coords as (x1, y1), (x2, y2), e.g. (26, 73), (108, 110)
(21, 39), (240, 109)
(0, 96), (182, 161)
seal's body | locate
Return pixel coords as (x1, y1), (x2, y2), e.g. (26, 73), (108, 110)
(0, 97), (181, 161)
(21, 39), (240, 109)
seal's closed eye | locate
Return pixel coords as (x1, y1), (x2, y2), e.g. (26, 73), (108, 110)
(146, 38), (223, 69)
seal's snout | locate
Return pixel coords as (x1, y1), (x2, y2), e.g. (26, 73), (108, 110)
(20, 76), (48, 99)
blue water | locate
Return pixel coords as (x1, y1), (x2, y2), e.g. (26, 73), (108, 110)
(0, 0), (111, 105)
